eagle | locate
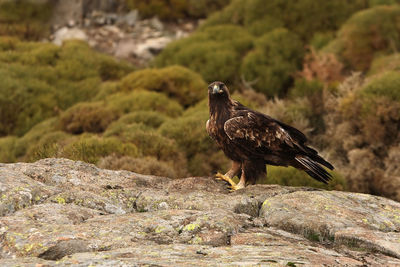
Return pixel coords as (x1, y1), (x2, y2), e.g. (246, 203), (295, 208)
(206, 81), (334, 190)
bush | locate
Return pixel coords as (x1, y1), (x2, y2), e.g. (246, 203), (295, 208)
(125, 0), (230, 20)
(106, 90), (183, 117)
(120, 66), (207, 106)
(104, 123), (187, 176)
(260, 166), (346, 190)
(323, 5), (400, 71)
(0, 68), (58, 136)
(13, 117), (59, 158)
(159, 115), (212, 158)
(25, 131), (71, 161)
(98, 155), (177, 178)
(321, 73), (400, 197)
(258, 97), (313, 135)
(62, 135), (139, 164)
(0, 39), (134, 136)
(60, 102), (119, 134)
(154, 25), (253, 84)
(114, 111), (168, 129)
(241, 28), (304, 96)
(202, 0), (367, 41)
(188, 150), (230, 177)
(0, 1), (53, 40)
(362, 71), (400, 102)
(93, 82), (121, 101)
(0, 136), (18, 163)
(369, 54), (400, 76)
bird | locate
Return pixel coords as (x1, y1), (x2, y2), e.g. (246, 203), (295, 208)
(206, 81), (334, 191)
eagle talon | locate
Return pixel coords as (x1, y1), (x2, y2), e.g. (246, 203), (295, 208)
(215, 172), (237, 187)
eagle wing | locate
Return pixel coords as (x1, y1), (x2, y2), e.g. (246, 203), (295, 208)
(223, 110), (334, 183)
(223, 110), (309, 161)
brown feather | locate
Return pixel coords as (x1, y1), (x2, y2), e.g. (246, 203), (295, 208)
(207, 81), (333, 185)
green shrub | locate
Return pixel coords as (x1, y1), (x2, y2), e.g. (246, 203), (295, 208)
(104, 122), (152, 138)
(324, 5), (400, 71)
(258, 97), (313, 135)
(104, 123), (187, 176)
(202, 0), (367, 41)
(121, 66), (207, 106)
(247, 16), (283, 37)
(159, 115), (212, 158)
(188, 150), (230, 177)
(0, 68), (58, 136)
(338, 73), (400, 146)
(154, 25), (253, 84)
(186, 0), (231, 18)
(106, 90), (183, 117)
(369, 0), (400, 6)
(0, 1), (53, 40)
(93, 82), (121, 101)
(126, 0), (188, 20)
(104, 122), (183, 161)
(25, 131), (71, 161)
(62, 135), (139, 164)
(60, 102), (119, 134)
(368, 54), (400, 76)
(98, 155), (177, 178)
(290, 79), (324, 98)
(14, 117), (59, 158)
(114, 111), (168, 129)
(362, 71), (400, 102)
(310, 32), (335, 50)
(0, 136), (18, 163)
(0, 36), (19, 51)
(0, 39), (134, 136)
(241, 28), (304, 96)
(260, 166), (347, 190)
(125, 0), (230, 20)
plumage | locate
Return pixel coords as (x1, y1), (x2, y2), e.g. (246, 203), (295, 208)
(207, 81), (334, 189)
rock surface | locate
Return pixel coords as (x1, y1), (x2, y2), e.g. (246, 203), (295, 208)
(0, 158), (400, 266)
(47, 1), (195, 66)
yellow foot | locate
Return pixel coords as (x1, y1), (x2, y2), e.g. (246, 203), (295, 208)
(215, 173), (244, 191)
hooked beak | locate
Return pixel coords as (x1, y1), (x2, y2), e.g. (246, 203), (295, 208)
(212, 84), (221, 94)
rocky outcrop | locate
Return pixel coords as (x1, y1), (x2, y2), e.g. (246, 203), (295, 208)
(47, 1), (195, 66)
(0, 158), (400, 266)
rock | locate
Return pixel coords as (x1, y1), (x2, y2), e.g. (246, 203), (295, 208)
(0, 158), (400, 266)
(133, 36), (172, 60)
(53, 27), (88, 46)
(150, 17), (164, 31)
(117, 10), (139, 26)
(38, 239), (90, 260)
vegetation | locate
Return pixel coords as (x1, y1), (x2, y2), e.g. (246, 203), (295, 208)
(120, 66), (207, 106)
(323, 5), (400, 71)
(125, 0), (230, 20)
(1, 1), (400, 201)
(0, 1), (53, 40)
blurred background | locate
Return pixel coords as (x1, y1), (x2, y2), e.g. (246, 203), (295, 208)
(0, 0), (399, 201)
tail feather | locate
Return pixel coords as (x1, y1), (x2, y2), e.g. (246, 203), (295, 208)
(295, 155), (332, 184)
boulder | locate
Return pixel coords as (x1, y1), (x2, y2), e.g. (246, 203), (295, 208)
(0, 158), (399, 266)
(53, 27), (88, 46)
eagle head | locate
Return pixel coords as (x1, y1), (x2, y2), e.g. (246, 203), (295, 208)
(208, 81), (228, 96)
